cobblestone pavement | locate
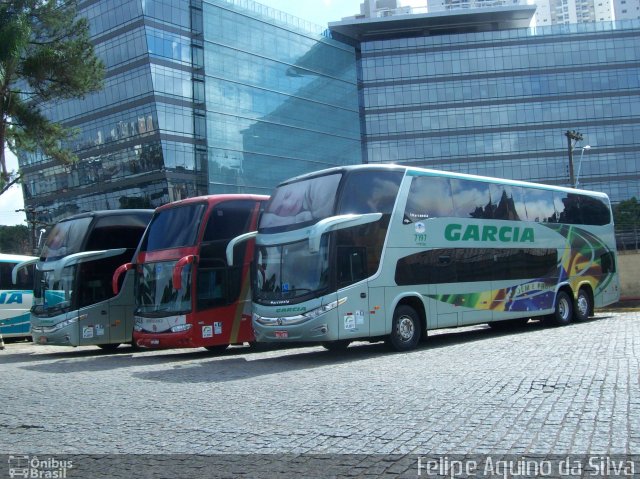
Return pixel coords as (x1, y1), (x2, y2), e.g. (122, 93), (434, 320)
(0, 311), (638, 477)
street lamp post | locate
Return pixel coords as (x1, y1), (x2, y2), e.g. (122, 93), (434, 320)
(575, 145), (591, 188)
(565, 130), (583, 187)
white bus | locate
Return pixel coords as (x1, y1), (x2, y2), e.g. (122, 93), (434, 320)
(236, 165), (620, 352)
(0, 253), (36, 339)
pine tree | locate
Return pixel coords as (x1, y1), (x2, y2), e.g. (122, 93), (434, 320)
(0, 0), (104, 195)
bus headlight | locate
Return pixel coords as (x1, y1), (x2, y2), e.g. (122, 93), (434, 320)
(302, 297), (347, 321)
(39, 317), (78, 333)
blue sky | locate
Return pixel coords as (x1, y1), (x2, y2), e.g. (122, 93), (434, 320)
(0, 0), (424, 226)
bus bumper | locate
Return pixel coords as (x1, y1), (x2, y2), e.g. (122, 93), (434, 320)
(133, 330), (198, 349)
(31, 325), (79, 346)
(252, 309), (340, 343)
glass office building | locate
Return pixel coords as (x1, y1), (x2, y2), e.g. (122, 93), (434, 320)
(18, 1), (640, 228)
(18, 0), (361, 225)
(331, 7), (640, 203)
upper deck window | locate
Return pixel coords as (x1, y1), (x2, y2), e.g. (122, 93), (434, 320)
(42, 217), (92, 261)
(141, 203), (206, 251)
(260, 174), (341, 231)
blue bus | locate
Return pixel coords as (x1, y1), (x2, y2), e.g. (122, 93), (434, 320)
(0, 253), (36, 339)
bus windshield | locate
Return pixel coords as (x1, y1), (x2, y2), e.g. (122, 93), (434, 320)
(259, 174), (341, 231)
(41, 217), (92, 261)
(255, 236), (330, 302)
(32, 266), (75, 316)
(140, 203), (206, 251)
(136, 261), (192, 315)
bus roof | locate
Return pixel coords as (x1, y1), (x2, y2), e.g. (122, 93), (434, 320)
(56, 209), (154, 223)
(276, 164), (610, 200)
(153, 194), (269, 213)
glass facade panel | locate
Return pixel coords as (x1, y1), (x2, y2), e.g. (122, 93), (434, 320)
(18, 0), (360, 226)
(360, 20), (640, 203)
(202, 0), (361, 195)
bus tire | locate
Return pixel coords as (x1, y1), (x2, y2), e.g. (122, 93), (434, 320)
(204, 344), (229, 353)
(551, 290), (573, 326)
(574, 288), (592, 322)
(321, 340), (351, 352)
(97, 343), (120, 351)
(387, 305), (421, 352)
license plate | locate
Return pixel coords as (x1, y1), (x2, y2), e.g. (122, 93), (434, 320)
(39, 336), (47, 344)
(150, 339), (159, 346)
(274, 331), (288, 339)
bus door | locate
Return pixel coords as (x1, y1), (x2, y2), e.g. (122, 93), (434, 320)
(336, 245), (370, 339)
(73, 248), (132, 345)
(103, 267), (136, 344)
(76, 275), (113, 346)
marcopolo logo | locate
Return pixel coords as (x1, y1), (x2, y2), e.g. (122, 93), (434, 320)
(445, 223), (535, 243)
(8, 455), (73, 478)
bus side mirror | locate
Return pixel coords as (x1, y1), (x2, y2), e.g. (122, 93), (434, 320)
(112, 263), (134, 295)
(226, 231), (257, 266)
(173, 255), (197, 290)
(308, 213), (382, 253)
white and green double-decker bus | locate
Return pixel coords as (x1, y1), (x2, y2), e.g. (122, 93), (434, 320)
(236, 165), (619, 352)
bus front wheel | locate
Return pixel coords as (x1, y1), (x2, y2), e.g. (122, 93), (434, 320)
(551, 291), (573, 326)
(387, 305), (421, 352)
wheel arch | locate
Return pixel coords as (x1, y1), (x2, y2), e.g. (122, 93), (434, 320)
(555, 283), (574, 305)
(390, 293), (427, 334)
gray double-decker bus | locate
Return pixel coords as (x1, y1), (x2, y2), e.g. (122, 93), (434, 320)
(14, 210), (152, 349)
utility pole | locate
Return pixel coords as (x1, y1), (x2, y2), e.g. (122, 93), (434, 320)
(16, 206), (50, 255)
(565, 130), (583, 187)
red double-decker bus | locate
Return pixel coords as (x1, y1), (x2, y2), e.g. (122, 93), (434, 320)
(113, 195), (268, 351)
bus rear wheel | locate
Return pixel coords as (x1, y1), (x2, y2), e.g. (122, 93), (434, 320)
(574, 288), (592, 322)
(387, 305), (421, 352)
(551, 291), (573, 326)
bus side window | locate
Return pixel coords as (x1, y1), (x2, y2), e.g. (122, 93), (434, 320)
(600, 252), (616, 274)
(404, 176), (454, 222)
(555, 191), (582, 224)
(523, 188), (556, 223)
(579, 195), (611, 225)
(490, 184), (525, 221)
(337, 246), (367, 287)
(14, 264), (34, 290)
(0, 262), (33, 290)
(198, 200), (256, 308)
(451, 179), (493, 219)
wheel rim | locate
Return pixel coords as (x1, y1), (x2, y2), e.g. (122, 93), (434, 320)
(396, 315), (415, 342)
(559, 297), (570, 321)
(577, 294), (589, 317)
